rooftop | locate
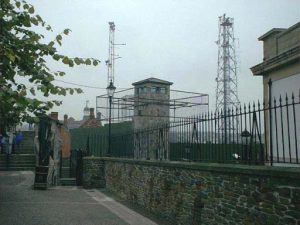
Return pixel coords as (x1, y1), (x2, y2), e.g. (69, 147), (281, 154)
(258, 28), (286, 41)
(132, 77), (173, 86)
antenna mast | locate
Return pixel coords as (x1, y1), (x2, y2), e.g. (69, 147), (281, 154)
(106, 22), (115, 85)
(215, 14), (240, 138)
(215, 15), (240, 112)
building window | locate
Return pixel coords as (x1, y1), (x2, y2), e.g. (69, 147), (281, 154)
(138, 110), (142, 116)
(160, 87), (166, 94)
(151, 87), (156, 93)
(138, 86), (149, 94)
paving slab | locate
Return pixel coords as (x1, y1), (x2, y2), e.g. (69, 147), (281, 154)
(0, 171), (156, 225)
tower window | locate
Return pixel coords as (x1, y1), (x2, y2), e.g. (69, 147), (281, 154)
(160, 87), (166, 94)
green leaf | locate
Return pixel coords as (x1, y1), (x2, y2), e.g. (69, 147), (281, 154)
(7, 53), (16, 62)
(28, 6), (35, 14)
(46, 25), (52, 31)
(31, 18), (38, 26)
(62, 57), (69, 64)
(0, 10), (4, 18)
(63, 29), (70, 35)
(53, 54), (60, 61)
(74, 57), (81, 65)
(53, 100), (62, 106)
(75, 88), (83, 94)
(69, 89), (74, 95)
(20, 89), (27, 96)
(68, 60), (74, 67)
(56, 35), (62, 45)
(47, 102), (53, 108)
(16, 1), (21, 8)
(60, 89), (66, 96)
(36, 15), (43, 22)
(85, 59), (91, 65)
(93, 60), (99, 66)
(59, 71), (65, 76)
(48, 41), (55, 47)
(56, 34), (62, 41)
(23, 4), (29, 9)
(23, 16), (31, 27)
(50, 88), (58, 95)
(30, 88), (36, 96)
(40, 86), (47, 93)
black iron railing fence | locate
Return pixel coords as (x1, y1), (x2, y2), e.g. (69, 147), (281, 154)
(86, 92), (300, 165)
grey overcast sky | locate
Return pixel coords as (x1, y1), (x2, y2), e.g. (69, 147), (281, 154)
(26, 0), (300, 120)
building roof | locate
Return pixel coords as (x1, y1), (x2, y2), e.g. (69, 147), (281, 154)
(132, 77), (173, 86)
(79, 118), (101, 128)
(251, 21), (300, 76)
(258, 28), (286, 41)
(67, 119), (83, 129)
(251, 45), (300, 75)
(79, 108), (102, 128)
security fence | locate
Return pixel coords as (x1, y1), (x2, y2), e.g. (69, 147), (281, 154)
(72, 92), (300, 165)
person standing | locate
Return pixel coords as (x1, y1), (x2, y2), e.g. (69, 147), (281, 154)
(15, 131), (24, 153)
(2, 134), (10, 168)
(0, 133), (3, 154)
(7, 131), (14, 155)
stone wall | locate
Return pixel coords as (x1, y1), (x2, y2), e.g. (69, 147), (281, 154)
(83, 157), (300, 225)
(82, 157), (105, 189)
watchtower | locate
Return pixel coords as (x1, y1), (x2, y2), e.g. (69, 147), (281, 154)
(132, 77), (173, 160)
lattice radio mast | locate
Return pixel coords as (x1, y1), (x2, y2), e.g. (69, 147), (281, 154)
(215, 14), (240, 115)
(215, 14), (240, 142)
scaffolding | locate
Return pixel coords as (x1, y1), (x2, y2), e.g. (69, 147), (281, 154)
(96, 88), (209, 124)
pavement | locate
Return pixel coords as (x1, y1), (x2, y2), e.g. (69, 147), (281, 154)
(0, 171), (157, 225)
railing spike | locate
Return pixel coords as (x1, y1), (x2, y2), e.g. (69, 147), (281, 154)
(273, 96), (277, 108)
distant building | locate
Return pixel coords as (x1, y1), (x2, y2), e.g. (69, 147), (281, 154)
(251, 21), (300, 164)
(67, 102), (102, 129)
(132, 77), (173, 160)
(83, 101), (90, 121)
(79, 108), (102, 128)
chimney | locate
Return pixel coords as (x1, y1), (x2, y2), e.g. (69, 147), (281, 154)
(89, 108), (95, 119)
(50, 112), (58, 120)
(63, 114), (68, 127)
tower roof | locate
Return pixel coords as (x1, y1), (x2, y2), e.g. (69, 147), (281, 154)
(132, 77), (173, 86)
